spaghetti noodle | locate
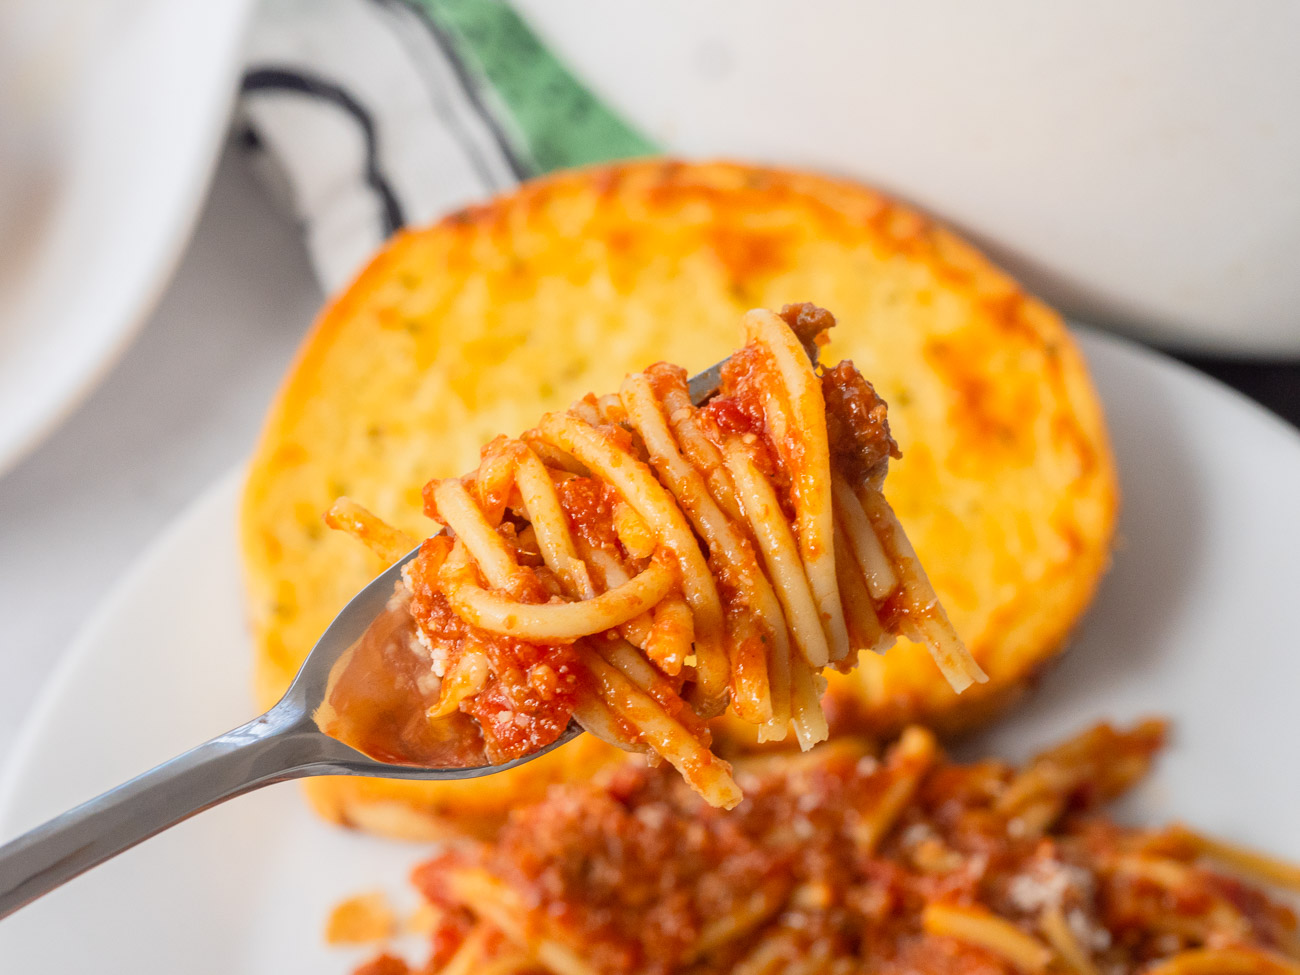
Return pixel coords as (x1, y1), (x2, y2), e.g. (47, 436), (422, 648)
(325, 304), (985, 807)
(351, 720), (1300, 975)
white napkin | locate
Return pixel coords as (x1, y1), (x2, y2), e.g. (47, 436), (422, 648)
(237, 0), (652, 293)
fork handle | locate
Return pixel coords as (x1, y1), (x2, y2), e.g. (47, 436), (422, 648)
(0, 709), (320, 920)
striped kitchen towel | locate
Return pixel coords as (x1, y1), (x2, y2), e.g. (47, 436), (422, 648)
(238, 0), (654, 291)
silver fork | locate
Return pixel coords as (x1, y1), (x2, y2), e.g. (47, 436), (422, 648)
(0, 359), (731, 920)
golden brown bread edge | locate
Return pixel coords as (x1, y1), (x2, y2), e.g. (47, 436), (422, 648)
(240, 159), (1118, 839)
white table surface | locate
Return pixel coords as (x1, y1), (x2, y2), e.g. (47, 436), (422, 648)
(0, 142), (323, 764)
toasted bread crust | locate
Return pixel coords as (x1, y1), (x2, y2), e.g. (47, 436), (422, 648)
(241, 160), (1117, 837)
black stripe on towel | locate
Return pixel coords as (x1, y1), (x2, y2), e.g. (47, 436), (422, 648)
(371, 0), (530, 181)
(241, 67), (408, 236)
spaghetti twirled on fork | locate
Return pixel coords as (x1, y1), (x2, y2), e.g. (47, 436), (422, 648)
(327, 304), (985, 807)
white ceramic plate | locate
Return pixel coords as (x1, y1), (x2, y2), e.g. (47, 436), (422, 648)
(0, 0), (257, 477)
(2, 330), (1298, 973)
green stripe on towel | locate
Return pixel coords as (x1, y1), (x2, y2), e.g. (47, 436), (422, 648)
(419, 0), (657, 173)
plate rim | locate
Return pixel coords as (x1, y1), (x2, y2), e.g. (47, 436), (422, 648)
(0, 468), (245, 834)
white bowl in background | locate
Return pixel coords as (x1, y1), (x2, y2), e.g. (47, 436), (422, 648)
(0, 0), (257, 477)
(518, 0), (1300, 357)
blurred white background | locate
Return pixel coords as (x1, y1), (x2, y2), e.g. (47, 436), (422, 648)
(515, 0), (1300, 354)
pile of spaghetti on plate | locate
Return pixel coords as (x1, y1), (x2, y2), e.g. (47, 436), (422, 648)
(350, 720), (1300, 975)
